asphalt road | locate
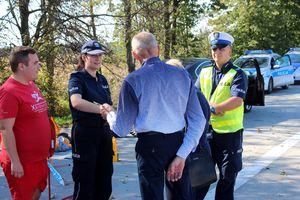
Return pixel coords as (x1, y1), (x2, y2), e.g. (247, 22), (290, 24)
(205, 84), (300, 200)
(0, 85), (300, 200)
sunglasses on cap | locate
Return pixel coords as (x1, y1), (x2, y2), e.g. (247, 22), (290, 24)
(211, 44), (229, 51)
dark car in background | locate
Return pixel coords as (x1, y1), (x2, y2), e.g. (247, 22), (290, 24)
(183, 58), (264, 113)
(182, 58), (212, 83)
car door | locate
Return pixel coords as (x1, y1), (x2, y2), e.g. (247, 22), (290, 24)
(273, 55), (294, 87)
(240, 58), (265, 106)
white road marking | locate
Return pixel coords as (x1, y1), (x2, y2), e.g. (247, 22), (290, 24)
(205, 131), (300, 200)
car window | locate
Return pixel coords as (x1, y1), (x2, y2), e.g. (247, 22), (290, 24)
(195, 61), (212, 77)
(234, 58), (256, 69)
(186, 62), (201, 81)
(235, 57), (269, 68)
(184, 59), (211, 82)
(288, 54), (300, 63)
(275, 56), (290, 68)
(254, 57), (269, 68)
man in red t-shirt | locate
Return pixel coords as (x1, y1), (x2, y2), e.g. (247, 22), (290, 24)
(0, 46), (51, 200)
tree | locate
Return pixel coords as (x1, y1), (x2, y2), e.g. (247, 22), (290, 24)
(123, 0), (135, 72)
(0, 0), (117, 115)
(114, 0), (206, 65)
(208, 0), (300, 57)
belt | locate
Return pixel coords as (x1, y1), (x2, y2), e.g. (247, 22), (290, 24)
(137, 130), (182, 138)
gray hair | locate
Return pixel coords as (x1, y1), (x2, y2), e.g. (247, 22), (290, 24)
(131, 31), (157, 53)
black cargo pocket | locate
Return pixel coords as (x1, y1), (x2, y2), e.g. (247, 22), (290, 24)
(72, 146), (96, 182)
(232, 148), (243, 172)
(72, 159), (90, 182)
(221, 148), (243, 180)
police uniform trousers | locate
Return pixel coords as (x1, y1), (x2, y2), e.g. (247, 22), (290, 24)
(71, 120), (113, 200)
(135, 131), (192, 200)
(209, 129), (243, 200)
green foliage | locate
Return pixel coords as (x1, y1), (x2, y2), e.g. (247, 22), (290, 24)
(114, 0), (207, 60)
(0, 48), (11, 85)
(0, 63), (10, 85)
(54, 115), (72, 127)
(208, 0), (300, 58)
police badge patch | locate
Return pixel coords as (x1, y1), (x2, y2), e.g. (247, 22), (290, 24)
(213, 32), (220, 40)
(94, 42), (100, 48)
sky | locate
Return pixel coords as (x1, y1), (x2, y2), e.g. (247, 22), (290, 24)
(0, 0), (211, 47)
(0, 0), (114, 47)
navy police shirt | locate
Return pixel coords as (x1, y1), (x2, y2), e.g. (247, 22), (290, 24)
(68, 69), (112, 121)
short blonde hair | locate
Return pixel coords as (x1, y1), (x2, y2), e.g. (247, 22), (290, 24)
(166, 58), (183, 68)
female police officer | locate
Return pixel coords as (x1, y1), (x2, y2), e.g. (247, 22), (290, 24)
(68, 40), (113, 200)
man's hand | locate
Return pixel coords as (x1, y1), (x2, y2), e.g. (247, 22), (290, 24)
(11, 161), (24, 178)
(99, 103), (113, 119)
(167, 156), (186, 182)
(210, 103), (224, 116)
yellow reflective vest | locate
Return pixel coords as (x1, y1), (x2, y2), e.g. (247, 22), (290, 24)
(200, 66), (244, 133)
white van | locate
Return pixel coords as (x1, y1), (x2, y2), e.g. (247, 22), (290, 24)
(234, 50), (294, 93)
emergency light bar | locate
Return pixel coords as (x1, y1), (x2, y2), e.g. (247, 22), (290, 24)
(244, 50), (273, 55)
(288, 48), (300, 52)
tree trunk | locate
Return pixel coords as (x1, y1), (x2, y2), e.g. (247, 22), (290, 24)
(42, 0), (59, 115)
(89, 0), (97, 39)
(163, 0), (171, 59)
(123, 0), (135, 73)
(19, 0), (30, 45)
(171, 0), (180, 55)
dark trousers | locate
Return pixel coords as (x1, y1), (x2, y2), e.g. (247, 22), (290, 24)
(71, 123), (113, 200)
(192, 184), (210, 200)
(135, 131), (192, 200)
(209, 129), (243, 200)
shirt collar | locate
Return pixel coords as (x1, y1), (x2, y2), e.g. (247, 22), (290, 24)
(141, 57), (161, 67)
(82, 69), (99, 80)
(213, 60), (233, 74)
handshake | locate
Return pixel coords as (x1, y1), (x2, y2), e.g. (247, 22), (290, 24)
(98, 103), (117, 131)
(99, 103), (114, 119)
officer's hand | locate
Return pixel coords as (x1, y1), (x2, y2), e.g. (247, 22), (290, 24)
(102, 103), (113, 112)
(210, 103), (224, 116)
(167, 156), (185, 182)
(11, 161), (24, 178)
(100, 103), (113, 119)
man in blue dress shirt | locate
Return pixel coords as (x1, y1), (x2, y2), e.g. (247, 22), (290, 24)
(106, 31), (206, 200)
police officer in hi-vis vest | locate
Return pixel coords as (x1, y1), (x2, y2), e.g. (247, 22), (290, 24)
(195, 31), (248, 200)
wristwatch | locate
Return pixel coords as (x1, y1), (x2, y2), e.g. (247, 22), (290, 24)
(210, 106), (216, 114)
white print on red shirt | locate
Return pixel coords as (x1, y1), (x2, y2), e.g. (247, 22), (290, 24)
(31, 91), (43, 102)
(30, 91), (47, 113)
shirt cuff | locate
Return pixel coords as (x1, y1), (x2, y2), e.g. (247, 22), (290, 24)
(176, 146), (191, 159)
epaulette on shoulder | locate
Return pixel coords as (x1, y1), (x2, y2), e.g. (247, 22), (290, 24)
(70, 70), (83, 76)
(70, 70), (79, 75)
(70, 71), (85, 80)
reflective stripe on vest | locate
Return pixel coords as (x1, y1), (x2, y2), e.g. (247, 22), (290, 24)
(200, 66), (244, 133)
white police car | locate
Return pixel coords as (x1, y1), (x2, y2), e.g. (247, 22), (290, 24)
(285, 48), (300, 81)
(234, 50), (294, 94)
